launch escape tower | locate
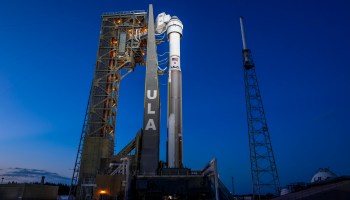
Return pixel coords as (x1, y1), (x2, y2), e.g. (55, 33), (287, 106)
(240, 17), (280, 198)
(69, 5), (234, 200)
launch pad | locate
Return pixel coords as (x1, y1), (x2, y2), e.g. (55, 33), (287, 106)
(69, 4), (233, 200)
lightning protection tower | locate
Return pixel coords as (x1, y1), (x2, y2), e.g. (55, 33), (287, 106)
(239, 17), (280, 198)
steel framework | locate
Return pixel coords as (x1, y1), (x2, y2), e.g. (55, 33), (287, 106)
(240, 17), (280, 198)
(69, 11), (148, 199)
(68, 6), (237, 200)
(69, 87), (91, 198)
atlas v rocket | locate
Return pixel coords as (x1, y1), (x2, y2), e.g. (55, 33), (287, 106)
(156, 13), (184, 168)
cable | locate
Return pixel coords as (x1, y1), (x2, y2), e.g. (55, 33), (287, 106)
(158, 61), (168, 71)
(156, 32), (166, 40)
(158, 57), (168, 64)
(158, 52), (169, 57)
(158, 67), (168, 71)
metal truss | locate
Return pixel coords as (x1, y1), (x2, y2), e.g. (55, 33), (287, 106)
(70, 11), (148, 200)
(69, 87), (91, 199)
(88, 11), (147, 139)
(243, 49), (280, 198)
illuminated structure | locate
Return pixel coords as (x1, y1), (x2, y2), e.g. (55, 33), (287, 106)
(69, 5), (233, 200)
(240, 17), (280, 198)
(69, 10), (148, 199)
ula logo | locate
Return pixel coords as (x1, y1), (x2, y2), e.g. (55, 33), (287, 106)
(145, 90), (157, 130)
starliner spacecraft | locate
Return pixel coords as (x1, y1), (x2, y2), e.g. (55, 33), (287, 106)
(155, 12), (184, 168)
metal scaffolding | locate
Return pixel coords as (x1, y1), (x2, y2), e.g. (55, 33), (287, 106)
(69, 5), (236, 200)
(69, 11), (148, 199)
(240, 17), (280, 198)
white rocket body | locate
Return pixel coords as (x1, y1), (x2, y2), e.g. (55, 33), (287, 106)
(155, 13), (183, 168)
(166, 16), (183, 168)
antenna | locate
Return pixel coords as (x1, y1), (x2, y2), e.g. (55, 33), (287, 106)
(239, 16), (247, 50)
(240, 16), (280, 198)
(240, 16), (255, 70)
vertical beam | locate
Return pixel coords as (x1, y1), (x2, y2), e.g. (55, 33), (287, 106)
(140, 4), (160, 174)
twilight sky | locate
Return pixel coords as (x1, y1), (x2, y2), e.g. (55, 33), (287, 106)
(0, 0), (350, 194)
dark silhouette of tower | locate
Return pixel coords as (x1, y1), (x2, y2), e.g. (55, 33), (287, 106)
(240, 17), (280, 199)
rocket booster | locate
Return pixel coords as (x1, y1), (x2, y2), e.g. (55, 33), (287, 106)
(166, 16), (183, 168)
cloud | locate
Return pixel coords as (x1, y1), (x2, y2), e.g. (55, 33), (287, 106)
(0, 167), (70, 184)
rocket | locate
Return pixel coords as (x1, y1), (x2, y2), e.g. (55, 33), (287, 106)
(155, 13), (184, 168)
(166, 16), (183, 168)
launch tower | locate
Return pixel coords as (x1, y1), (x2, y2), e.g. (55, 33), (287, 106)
(69, 5), (234, 200)
(240, 17), (280, 198)
(69, 10), (148, 199)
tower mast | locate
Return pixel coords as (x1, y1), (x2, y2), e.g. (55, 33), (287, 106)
(240, 16), (280, 199)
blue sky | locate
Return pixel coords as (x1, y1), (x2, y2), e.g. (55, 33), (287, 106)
(0, 0), (350, 194)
